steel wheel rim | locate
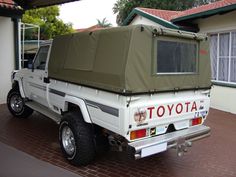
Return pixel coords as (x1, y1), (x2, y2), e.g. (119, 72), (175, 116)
(10, 94), (23, 113)
(62, 125), (76, 156)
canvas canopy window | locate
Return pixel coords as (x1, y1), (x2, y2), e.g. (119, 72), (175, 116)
(157, 40), (197, 73)
(48, 25), (211, 95)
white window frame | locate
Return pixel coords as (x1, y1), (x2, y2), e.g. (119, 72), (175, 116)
(210, 30), (236, 86)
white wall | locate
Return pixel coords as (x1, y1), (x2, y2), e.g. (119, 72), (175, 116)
(0, 17), (15, 104)
(197, 11), (236, 33)
(210, 85), (236, 114)
(130, 15), (163, 27)
(195, 11), (236, 114)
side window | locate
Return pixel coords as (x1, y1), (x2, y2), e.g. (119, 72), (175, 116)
(34, 45), (50, 70)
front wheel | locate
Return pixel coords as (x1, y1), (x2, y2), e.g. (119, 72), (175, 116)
(7, 89), (33, 118)
(59, 111), (95, 166)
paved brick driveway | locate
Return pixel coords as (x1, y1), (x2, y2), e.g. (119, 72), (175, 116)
(0, 104), (236, 177)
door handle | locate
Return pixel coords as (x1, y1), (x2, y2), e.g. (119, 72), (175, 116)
(43, 77), (50, 83)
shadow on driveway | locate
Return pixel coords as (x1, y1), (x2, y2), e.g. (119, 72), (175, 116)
(0, 142), (81, 177)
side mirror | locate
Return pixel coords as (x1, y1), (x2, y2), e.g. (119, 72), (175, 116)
(32, 64), (34, 72)
(28, 63), (33, 69)
(27, 59), (34, 72)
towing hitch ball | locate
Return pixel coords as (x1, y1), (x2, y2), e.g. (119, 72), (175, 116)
(177, 141), (192, 157)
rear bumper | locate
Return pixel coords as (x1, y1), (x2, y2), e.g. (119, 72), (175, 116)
(128, 125), (210, 159)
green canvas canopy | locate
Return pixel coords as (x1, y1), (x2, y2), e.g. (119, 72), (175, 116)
(48, 25), (211, 95)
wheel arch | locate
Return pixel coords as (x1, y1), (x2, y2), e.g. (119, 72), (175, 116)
(12, 80), (25, 98)
(64, 95), (92, 123)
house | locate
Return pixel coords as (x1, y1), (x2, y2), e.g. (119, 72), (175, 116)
(0, 0), (23, 104)
(123, 0), (236, 114)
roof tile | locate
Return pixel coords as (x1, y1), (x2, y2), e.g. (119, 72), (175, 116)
(176, 0), (236, 19)
(0, 0), (21, 10)
(137, 0), (236, 22)
(138, 7), (180, 21)
(76, 25), (104, 32)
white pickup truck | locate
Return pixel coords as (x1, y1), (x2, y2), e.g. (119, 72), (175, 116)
(7, 25), (211, 166)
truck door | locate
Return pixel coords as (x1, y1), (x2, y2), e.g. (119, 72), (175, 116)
(26, 45), (50, 106)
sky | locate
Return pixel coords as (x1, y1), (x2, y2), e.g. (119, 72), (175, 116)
(59, 0), (118, 29)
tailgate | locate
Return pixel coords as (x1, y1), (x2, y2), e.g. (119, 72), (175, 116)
(127, 90), (210, 141)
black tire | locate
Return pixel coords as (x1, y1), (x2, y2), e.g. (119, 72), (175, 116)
(59, 111), (95, 166)
(7, 89), (33, 118)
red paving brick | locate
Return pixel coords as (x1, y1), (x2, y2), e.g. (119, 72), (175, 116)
(0, 104), (236, 177)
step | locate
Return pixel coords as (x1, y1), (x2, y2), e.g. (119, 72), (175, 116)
(26, 101), (62, 124)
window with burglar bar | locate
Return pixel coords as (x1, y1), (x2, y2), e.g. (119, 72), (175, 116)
(210, 31), (236, 84)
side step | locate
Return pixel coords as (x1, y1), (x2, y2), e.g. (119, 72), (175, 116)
(26, 101), (62, 124)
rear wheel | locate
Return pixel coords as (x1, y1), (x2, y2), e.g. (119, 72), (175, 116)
(59, 111), (95, 166)
(7, 89), (33, 118)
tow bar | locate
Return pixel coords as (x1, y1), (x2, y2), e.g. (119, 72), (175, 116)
(176, 137), (192, 157)
(129, 125), (210, 159)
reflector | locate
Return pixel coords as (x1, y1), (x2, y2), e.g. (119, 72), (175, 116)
(191, 117), (202, 126)
(130, 129), (147, 140)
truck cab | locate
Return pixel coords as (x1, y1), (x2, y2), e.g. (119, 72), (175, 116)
(23, 43), (51, 106)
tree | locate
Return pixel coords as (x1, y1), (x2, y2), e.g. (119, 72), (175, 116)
(22, 6), (74, 40)
(113, 0), (219, 25)
(96, 18), (112, 28)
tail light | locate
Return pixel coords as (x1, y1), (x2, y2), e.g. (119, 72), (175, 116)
(130, 129), (147, 140)
(191, 117), (202, 126)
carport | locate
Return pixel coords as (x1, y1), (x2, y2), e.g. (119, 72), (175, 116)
(14, 0), (78, 9)
(0, 0), (79, 104)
